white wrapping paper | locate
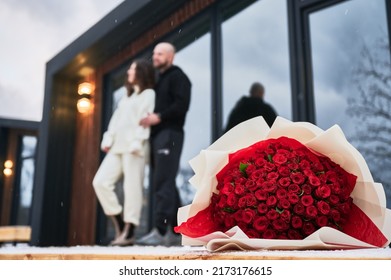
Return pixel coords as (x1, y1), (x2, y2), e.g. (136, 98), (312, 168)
(177, 117), (391, 251)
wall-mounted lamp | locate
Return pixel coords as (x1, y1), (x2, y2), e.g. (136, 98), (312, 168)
(3, 160), (13, 177)
(77, 82), (94, 113)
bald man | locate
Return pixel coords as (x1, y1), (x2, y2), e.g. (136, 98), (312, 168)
(138, 42), (191, 246)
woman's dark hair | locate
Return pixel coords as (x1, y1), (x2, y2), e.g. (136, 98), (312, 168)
(125, 59), (155, 96)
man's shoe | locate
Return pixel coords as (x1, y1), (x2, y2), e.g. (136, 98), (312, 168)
(136, 228), (165, 246)
(164, 230), (182, 246)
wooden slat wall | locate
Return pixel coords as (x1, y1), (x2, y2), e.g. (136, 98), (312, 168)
(68, 72), (101, 246)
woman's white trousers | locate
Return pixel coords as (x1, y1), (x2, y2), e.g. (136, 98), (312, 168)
(92, 152), (145, 226)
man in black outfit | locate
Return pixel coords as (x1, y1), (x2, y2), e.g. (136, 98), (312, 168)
(225, 82), (277, 132)
(137, 42), (191, 246)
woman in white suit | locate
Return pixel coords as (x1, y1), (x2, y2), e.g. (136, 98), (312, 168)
(93, 59), (155, 246)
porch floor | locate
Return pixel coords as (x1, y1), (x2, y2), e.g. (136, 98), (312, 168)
(0, 243), (390, 260)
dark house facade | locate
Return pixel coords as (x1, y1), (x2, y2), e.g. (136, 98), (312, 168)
(1, 0), (390, 246)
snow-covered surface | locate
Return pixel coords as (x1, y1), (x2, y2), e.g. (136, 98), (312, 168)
(1, 244), (390, 259)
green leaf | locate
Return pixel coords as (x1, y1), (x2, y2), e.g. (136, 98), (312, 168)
(239, 162), (249, 177)
(223, 207), (235, 213)
(267, 154), (273, 162)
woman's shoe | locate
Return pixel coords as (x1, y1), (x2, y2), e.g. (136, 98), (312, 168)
(110, 223), (135, 246)
(109, 214), (124, 239)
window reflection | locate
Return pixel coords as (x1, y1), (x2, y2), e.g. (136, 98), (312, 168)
(175, 33), (211, 205)
(222, 0), (292, 129)
(15, 135), (37, 225)
(310, 0), (391, 206)
(112, 86), (126, 111)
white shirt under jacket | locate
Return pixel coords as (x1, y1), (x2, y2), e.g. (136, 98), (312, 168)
(100, 88), (155, 155)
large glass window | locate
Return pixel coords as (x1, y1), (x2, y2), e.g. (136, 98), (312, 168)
(310, 0), (391, 206)
(14, 135), (37, 225)
(222, 0), (292, 130)
(175, 33), (211, 205)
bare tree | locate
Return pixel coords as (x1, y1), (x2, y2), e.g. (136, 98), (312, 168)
(346, 35), (391, 207)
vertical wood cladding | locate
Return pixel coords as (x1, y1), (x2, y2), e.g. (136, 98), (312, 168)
(68, 72), (101, 245)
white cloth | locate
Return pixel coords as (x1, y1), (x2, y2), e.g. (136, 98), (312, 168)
(93, 88), (155, 225)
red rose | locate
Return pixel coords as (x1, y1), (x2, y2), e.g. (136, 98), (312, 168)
(276, 189), (287, 199)
(330, 209), (341, 222)
(234, 184), (246, 195)
(278, 166), (290, 177)
(254, 216), (269, 231)
(257, 203), (268, 214)
(278, 177), (291, 187)
(288, 184), (300, 194)
(255, 190), (268, 201)
(305, 205), (318, 218)
(273, 153), (288, 165)
(301, 184), (312, 194)
(317, 200), (330, 215)
(308, 175), (321, 186)
(245, 179), (257, 191)
(280, 209), (291, 222)
(316, 215), (328, 227)
(291, 172), (305, 184)
(293, 203), (305, 215)
(221, 183), (234, 195)
(243, 209), (256, 223)
(287, 193), (299, 204)
(279, 198), (291, 209)
(227, 193), (238, 207)
(299, 160), (310, 170)
(302, 221), (316, 235)
(266, 209), (279, 220)
(266, 195), (277, 207)
(301, 195), (314, 206)
(328, 194), (340, 205)
(291, 215), (303, 229)
(267, 172), (279, 181)
(315, 185), (331, 198)
(272, 218), (288, 231)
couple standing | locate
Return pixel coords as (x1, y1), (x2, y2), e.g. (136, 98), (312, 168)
(92, 42), (191, 246)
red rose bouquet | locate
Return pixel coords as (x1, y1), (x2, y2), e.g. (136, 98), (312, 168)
(175, 117), (391, 251)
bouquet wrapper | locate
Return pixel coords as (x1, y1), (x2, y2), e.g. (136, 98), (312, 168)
(177, 116), (391, 251)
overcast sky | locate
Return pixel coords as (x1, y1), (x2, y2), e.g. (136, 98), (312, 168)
(0, 0), (123, 121)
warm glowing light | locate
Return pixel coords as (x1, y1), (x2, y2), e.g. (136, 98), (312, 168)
(77, 97), (91, 113)
(3, 168), (12, 176)
(78, 82), (94, 95)
(4, 160), (13, 168)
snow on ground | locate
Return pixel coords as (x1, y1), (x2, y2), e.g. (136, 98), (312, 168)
(1, 243), (390, 259)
